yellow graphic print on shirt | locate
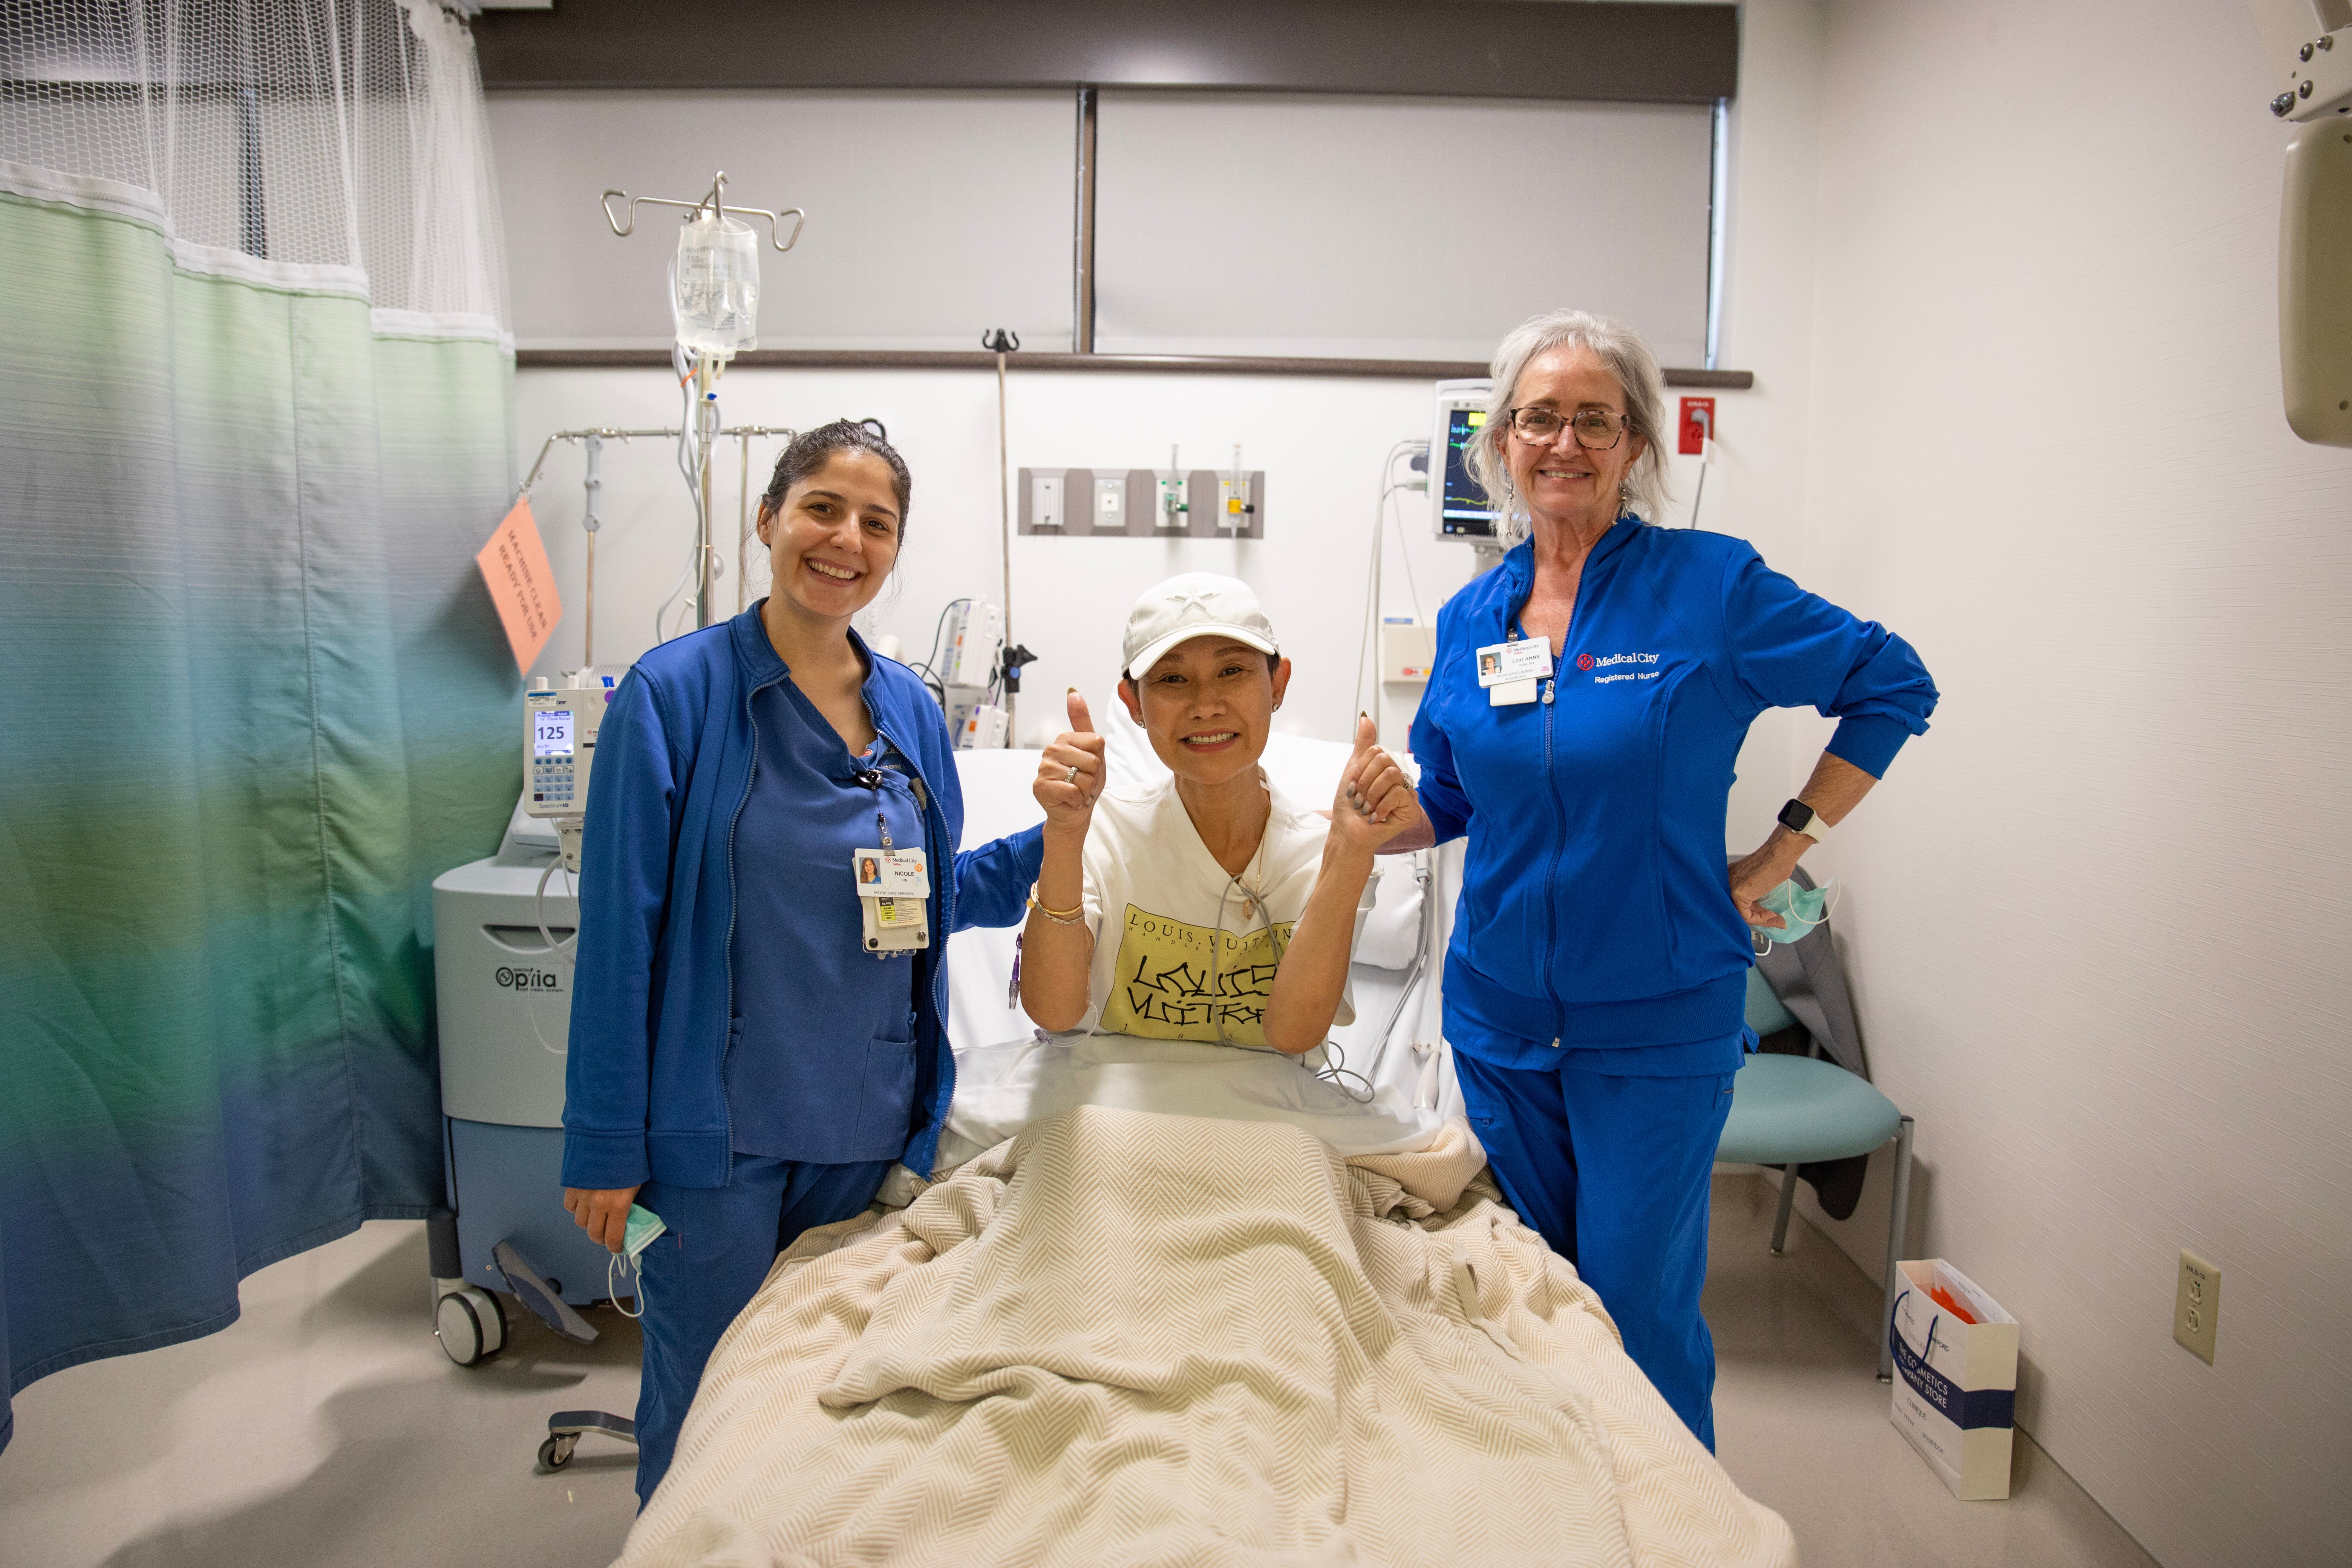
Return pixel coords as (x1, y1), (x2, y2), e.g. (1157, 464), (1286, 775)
(1099, 903), (1292, 1048)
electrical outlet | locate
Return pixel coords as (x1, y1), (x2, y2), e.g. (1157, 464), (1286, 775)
(2174, 1250), (2220, 1364)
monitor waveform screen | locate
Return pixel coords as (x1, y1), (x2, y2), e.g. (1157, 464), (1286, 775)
(1440, 407), (1498, 536)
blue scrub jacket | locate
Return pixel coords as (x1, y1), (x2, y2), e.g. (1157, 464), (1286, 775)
(560, 605), (1044, 1191)
(1409, 521), (1937, 1065)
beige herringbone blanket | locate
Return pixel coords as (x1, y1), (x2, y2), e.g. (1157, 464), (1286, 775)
(620, 1107), (1796, 1568)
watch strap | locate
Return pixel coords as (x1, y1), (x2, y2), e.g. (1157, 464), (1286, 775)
(1778, 798), (1828, 841)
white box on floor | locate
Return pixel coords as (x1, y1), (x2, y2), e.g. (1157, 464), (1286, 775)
(1889, 1259), (2018, 1500)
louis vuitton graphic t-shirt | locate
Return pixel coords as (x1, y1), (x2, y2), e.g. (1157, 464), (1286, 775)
(1074, 770), (1363, 1049)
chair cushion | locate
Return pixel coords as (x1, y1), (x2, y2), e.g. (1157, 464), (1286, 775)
(1743, 966), (1797, 1037)
(1717, 1053), (1901, 1165)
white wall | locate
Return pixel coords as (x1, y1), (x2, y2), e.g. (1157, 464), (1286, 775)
(487, 40), (1820, 836)
(513, 365), (1464, 752)
(1779, 3), (2352, 1565)
(511, 362), (1767, 763)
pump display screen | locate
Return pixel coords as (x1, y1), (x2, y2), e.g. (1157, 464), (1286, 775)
(533, 709), (574, 758)
(1439, 407), (1498, 536)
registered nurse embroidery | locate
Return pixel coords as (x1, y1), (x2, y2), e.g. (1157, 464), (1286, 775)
(1576, 651), (1662, 684)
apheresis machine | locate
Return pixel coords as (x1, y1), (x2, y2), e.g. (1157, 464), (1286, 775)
(426, 668), (628, 1366)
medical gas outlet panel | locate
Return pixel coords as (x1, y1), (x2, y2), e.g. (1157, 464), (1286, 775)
(1017, 467), (1265, 539)
(525, 672), (621, 820)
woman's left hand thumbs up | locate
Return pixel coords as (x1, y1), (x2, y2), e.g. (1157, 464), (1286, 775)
(1333, 712), (1423, 852)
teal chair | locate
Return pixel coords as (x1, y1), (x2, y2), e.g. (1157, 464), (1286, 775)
(1720, 969), (1914, 1382)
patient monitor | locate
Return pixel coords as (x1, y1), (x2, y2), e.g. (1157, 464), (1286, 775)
(1430, 379), (1500, 542)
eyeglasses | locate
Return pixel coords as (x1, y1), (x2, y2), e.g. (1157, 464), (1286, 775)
(1506, 407), (1628, 450)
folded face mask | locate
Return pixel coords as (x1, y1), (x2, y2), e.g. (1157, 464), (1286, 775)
(608, 1203), (666, 1319)
(1753, 879), (1838, 946)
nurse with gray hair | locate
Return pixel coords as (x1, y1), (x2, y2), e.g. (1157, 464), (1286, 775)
(1384, 308), (1940, 1448)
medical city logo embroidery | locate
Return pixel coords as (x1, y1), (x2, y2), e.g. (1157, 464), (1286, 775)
(1585, 651), (1664, 684)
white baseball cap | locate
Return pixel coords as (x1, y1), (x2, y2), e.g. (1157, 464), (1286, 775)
(1121, 573), (1280, 680)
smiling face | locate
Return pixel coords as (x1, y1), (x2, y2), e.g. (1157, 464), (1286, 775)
(1502, 345), (1649, 530)
(1118, 637), (1291, 790)
(757, 450), (903, 625)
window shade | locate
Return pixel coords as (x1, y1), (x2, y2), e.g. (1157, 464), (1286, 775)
(488, 90), (1077, 351)
(1093, 92), (1713, 364)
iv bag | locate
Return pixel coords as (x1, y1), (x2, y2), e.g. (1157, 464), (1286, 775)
(671, 211), (760, 357)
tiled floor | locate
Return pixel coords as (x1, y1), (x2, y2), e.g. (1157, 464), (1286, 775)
(0, 1181), (2162, 1566)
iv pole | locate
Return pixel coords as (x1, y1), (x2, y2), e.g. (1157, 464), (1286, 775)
(599, 172), (805, 630)
(983, 328), (1019, 733)
(514, 424), (796, 665)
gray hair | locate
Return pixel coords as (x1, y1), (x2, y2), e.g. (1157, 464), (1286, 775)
(1465, 309), (1673, 541)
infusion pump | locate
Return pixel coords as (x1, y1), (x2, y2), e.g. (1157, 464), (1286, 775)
(524, 668), (625, 868)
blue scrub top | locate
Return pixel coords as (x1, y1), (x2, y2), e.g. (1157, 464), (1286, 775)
(1411, 522), (1937, 1068)
(727, 675), (926, 1164)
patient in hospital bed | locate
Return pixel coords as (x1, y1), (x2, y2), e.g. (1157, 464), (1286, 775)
(1018, 573), (1412, 1079)
(922, 573), (1467, 1177)
(609, 576), (1797, 1567)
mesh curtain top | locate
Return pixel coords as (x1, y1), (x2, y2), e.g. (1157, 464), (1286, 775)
(0, 0), (509, 336)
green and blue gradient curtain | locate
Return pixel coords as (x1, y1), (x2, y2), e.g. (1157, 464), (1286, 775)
(0, 176), (518, 1449)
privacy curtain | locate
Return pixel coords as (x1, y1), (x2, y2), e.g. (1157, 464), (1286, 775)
(0, 0), (518, 1450)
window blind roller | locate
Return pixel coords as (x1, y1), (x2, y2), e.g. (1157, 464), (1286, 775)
(488, 90), (1077, 350)
(1094, 92), (1713, 364)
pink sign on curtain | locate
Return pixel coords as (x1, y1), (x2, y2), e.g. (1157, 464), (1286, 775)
(475, 497), (563, 674)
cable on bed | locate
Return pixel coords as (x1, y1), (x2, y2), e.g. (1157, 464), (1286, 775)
(1212, 867), (1375, 1104)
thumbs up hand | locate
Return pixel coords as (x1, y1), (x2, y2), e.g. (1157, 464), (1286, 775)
(1332, 712), (1422, 856)
(1034, 688), (1108, 837)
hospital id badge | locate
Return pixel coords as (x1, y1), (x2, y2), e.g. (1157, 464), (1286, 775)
(861, 894), (930, 954)
(852, 847), (927, 897)
(1475, 637), (1551, 688)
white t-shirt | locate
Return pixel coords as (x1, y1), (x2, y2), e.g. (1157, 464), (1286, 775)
(1076, 771), (1363, 1049)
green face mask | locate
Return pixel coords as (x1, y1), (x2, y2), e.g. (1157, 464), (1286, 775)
(609, 1204), (666, 1318)
(1754, 879), (1838, 946)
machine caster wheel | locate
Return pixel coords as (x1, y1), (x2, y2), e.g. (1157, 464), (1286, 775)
(539, 1433), (580, 1471)
(436, 1286), (508, 1366)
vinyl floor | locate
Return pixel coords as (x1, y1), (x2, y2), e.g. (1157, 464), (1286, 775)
(0, 1176), (2161, 1567)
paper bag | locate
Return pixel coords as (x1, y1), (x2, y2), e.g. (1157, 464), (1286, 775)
(1889, 1259), (2019, 1500)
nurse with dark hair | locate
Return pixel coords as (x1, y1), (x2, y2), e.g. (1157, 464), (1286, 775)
(559, 419), (1042, 1504)
(1385, 311), (1939, 1451)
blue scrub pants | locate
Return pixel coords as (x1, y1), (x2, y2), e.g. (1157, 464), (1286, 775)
(1453, 1051), (1737, 1449)
(631, 1155), (893, 1506)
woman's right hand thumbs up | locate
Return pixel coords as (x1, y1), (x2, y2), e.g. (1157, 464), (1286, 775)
(1035, 688), (1107, 835)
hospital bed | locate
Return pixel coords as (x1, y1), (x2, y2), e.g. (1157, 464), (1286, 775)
(599, 730), (1798, 1568)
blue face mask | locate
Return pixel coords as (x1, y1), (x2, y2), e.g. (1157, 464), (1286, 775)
(1754, 879), (1838, 947)
(608, 1203), (666, 1319)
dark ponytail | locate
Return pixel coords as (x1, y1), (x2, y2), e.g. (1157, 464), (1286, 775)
(759, 418), (911, 537)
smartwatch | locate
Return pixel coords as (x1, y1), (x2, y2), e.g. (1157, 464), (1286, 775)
(1777, 798), (1829, 842)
